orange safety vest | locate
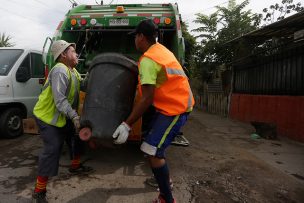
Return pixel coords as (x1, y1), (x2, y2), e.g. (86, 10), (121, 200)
(138, 43), (195, 116)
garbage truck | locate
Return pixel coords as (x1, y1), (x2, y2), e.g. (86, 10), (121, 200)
(43, 3), (186, 143)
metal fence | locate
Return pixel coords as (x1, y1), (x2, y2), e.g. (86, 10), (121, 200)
(233, 42), (304, 95)
(207, 93), (228, 116)
(207, 79), (228, 116)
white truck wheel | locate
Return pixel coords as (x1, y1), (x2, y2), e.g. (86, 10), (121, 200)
(0, 108), (23, 138)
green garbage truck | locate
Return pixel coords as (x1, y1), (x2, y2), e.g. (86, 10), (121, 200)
(43, 3), (186, 141)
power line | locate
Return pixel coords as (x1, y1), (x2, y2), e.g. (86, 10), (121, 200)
(9, 0), (41, 10)
(71, 0), (82, 5)
(182, 1), (229, 19)
(0, 7), (39, 24)
(201, 1), (229, 12)
(8, 0), (66, 15)
(32, 0), (52, 8)
(0, 6), (59, 27)
(31, 0), (66, 13)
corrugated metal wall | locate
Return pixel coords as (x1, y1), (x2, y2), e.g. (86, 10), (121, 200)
(233, 43), (304, 96)
(230, 42), (304, 142)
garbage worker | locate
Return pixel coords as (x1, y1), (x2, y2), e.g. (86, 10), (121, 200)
(112, 19), (194, 203)
(32, 40), (92, 202)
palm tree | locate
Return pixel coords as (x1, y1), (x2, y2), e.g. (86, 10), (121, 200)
(0, 33), (15, 47)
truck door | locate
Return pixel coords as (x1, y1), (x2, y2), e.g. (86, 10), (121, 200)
(13, 52), (44, 117)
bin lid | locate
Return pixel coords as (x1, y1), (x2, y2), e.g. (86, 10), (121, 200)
(89, 53), (138, 74)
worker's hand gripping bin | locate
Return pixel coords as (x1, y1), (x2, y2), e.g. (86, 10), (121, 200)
(79, 53), (138, 144)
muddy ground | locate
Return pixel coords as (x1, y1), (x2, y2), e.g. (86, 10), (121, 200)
(0, 109), (303, 203)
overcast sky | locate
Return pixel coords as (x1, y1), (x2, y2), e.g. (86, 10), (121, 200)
(0, 0), (300, 50)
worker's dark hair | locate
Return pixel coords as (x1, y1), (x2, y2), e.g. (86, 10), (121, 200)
(145, 34), (157, 44)
(131, 19), (158, 43)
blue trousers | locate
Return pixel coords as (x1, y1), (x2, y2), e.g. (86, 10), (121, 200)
(35, 118), (84, 177)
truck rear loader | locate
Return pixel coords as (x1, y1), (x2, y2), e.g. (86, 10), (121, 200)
(44, 3), (186, 142)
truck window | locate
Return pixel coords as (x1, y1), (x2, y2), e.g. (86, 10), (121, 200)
(31, 53), (44, 78)
(0, 49), (23, 76)
(20, 54), (30, 76)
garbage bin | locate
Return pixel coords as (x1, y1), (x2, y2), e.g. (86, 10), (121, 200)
(80, 53), (138, 141)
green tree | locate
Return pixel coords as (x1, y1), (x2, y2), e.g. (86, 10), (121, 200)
(263, 0), (304, 24)
(192, 12), (219, 81)
(192, 0), (261, 80)
(192, 13), (218, 43)
(192, 12), (219, 79)
(0, 33), (15, 47)
(215, 0), (261, 64)
(181, 21), (197, 78)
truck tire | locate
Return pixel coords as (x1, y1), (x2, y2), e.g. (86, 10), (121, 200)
(0, 108), (23, 139)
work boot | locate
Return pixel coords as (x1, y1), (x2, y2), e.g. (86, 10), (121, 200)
(171, 134), (189, 146)
(32, 191), (47, 203)
(68, 163), (93, 174)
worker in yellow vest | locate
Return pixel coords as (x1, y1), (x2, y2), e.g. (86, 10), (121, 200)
(32, 40), (92, 202)
(112, 19), (194, 203)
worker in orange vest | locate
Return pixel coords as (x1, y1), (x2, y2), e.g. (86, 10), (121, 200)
(112, 19), (194, 203)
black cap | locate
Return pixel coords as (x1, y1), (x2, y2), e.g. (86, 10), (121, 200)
(129, 19), (158, 37)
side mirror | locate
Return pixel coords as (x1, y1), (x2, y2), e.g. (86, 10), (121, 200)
(16, 66), (30, 82)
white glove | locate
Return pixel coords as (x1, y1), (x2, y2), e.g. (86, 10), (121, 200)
(72, 116), (80, 131)
(112, 122), (131, 144)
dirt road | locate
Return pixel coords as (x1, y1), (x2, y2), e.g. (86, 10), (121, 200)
(0, 109), (303, 202)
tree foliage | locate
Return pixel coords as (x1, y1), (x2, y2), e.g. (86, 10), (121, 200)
(0, 33), (15, 47)
(192, 0), (261, 81)
(181, 21), (197, 77)
(263, 0), (304, 24)
(192, 13), (218, 43)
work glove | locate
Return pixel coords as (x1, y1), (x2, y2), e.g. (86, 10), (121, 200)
(72, 116), (80, 132)
(112, 122), (131, 144)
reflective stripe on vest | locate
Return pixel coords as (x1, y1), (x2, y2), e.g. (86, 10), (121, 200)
(33, 63), (80, 127)
(165, 67), (193, 110)
(139, 43), (194, 115)
(50, 74), (73, 125)
(40, 69), (74, 125)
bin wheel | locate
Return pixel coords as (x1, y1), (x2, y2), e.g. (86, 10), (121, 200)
(79, 127), (92, 141)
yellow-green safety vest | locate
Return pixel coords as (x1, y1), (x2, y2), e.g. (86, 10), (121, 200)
(33, 63), (81, 127)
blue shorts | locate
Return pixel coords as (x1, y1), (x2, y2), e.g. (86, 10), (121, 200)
(140, 111), (189, 158)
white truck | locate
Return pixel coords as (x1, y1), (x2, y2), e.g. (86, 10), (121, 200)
(0, 48), (44, 138)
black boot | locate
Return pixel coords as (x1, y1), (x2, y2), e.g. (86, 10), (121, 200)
(32, 191), (47, 203)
